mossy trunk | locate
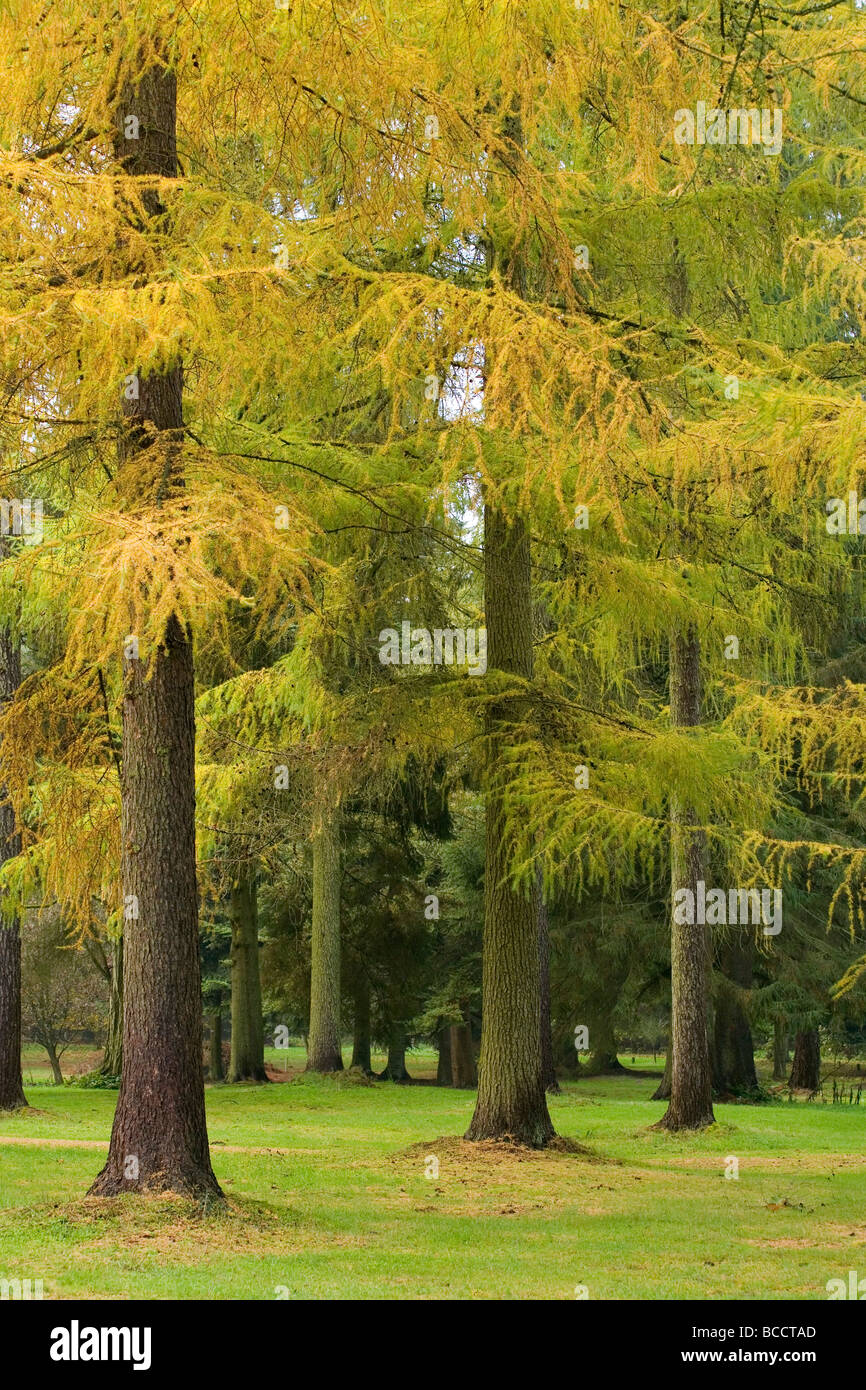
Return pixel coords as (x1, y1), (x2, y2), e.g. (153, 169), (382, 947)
(465, 507), (554, 1147)
(0, 622), (25, 1111)
(306, 799), (343, 1073)
(656, 628), (715, 1131)
(228, 873), (267, 1082)
(350, 977), (372, 1074)
(712, 934), (758, 1096)
(790, 1029), (820, 1091)
(772, 1020), (789, 1081)
(99, 935), (123, 1078)
(208, 1006), (224, 1082)
(89, 63), (220, 1200)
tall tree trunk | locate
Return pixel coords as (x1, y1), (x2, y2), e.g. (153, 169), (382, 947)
(0, 925), (25, 1109)
(0, 620), (25, 1111)
(89, 64), (220, 1199)
(227, 873), (267, 1082)
(378, 1027), (410, 1081)
(450, 1010), (477, 1089)
(466, 507), (555, 1147)
(712, 934), (758, 1096)
(208, 1006), (224, 1082)
(656, 628), (715, 1131)
(437, 1026), (453, 1085)
(350, 976), (372, 1073)
(652, 1045), (672, 1100)
(772, 1020), (788, 1081)
(537, 879), (560, 1093)
(99, 935), (123, 1077)
(790, 1029), (820, 1090)
(306, 797), (343, 1073)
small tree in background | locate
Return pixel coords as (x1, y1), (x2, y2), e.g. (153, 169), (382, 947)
(21, 908), (105, 1084)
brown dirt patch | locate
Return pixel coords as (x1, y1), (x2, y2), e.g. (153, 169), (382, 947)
(660, 1151), (866, 1174)
(745, 1223), (866, 1252)
(399, 1134), (589, 1164)
(0, 1195), (365, 1263)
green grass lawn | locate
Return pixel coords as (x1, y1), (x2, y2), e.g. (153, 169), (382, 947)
(1, 1052), (864, 1300)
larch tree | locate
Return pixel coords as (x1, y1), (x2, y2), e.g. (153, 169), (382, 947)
(87, 56), (221, 1197)
(0, 0), (428, 1190)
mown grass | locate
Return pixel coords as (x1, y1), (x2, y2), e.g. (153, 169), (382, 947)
(1, 1053), (864, 1299)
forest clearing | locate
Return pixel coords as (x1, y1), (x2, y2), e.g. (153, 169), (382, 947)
(3, 1054), (866, 1302)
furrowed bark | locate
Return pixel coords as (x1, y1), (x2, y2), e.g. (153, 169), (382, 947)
(89, 63), (220, 1198)
(465, 507), (554, 1147)
(465, 98), (555, 1147)
(655, 627), (715, 1131)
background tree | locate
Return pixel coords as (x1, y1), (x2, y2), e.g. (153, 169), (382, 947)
(21, 907), (105, 1085)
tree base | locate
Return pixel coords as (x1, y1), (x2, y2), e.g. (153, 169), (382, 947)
(226, 1067), (270, 1083)
(87, 1163), (224, 1200)
(651, 1106), (715, 1132)
(305, 1056), (344, 1075)
(464, 1110), (555, 1149)
(582, 1055), (627, 1077)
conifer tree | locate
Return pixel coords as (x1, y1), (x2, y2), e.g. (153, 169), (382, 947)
(87, 57), (220, 1197)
